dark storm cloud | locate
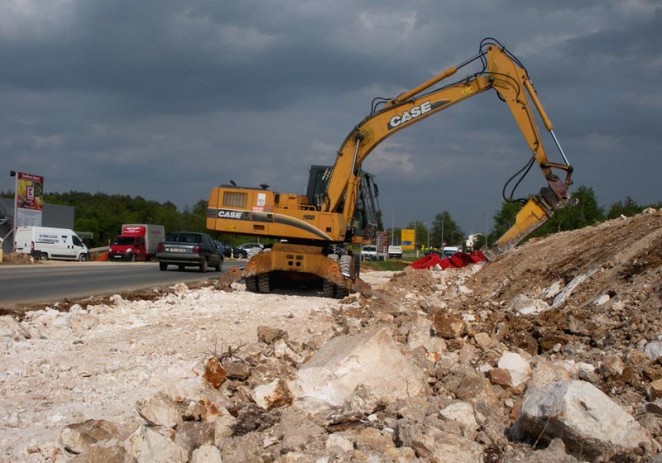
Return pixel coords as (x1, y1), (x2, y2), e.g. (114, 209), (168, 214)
(1, 0), (659, 234)
(1, 0), (410, 114)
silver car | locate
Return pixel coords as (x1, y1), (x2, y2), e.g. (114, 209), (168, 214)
(157, 232), (223, 272)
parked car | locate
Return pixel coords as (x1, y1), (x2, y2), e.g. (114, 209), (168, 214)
(238, 243), (264, 253)
(238, 242), (265, 258)
(157, 232), (223, 272)
(214, 241), (248, 258)
(424, 246), (461, 259)
(388, 245), (403, 259)
(442, 246), (461, 257)
(361, 244), (385, 261)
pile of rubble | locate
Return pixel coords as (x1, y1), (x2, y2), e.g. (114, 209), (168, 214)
(1, 252), (37, 265)
(0, 210), (660, 462)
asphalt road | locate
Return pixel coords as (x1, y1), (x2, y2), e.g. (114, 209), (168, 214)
(0, 260), (245, 307)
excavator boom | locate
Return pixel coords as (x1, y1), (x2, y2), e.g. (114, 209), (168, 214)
(323, 39), (572, 253)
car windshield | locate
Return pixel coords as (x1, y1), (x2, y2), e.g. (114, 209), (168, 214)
(168, 233), (201, 243)
(112, 237), (135, 245)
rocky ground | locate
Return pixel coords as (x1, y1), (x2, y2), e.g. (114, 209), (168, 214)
(0, 209), (660, 462)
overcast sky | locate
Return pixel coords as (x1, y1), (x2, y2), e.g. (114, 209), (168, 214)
(1, 0), (660, 234)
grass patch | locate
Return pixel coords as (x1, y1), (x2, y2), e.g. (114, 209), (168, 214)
(361, 259), (410, 271)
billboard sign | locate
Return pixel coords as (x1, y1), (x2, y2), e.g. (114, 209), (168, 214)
(15, 171), (44, 228)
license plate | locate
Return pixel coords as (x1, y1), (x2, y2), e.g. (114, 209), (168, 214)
(167, 247), (186, 253)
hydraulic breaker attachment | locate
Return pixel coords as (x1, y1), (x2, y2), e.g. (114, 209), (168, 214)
(485, 193), (554, 260)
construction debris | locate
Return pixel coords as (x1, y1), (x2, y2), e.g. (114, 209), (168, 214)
(0, 210), (660, 462)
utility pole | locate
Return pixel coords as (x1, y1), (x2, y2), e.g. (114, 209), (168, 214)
(441, 217), (444, 249)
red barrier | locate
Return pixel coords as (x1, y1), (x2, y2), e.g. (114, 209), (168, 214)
(411, 251), (485, 270)
(439, 257), (452, 269)
(450, 252), (474, 268)
(470, 251), (486, 263)
(411, 253), (443, 269)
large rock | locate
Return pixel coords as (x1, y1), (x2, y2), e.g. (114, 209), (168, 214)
(527, 358), (574, 393)
(354, 427), (396, 453)
(502, 438), (579, 463)
(60, 419), (119, 454)
(126, 425), (188, 463)
(644, 340), (662, 361)
(173, 421), (215, 456)
(253, 378), (295, 410)
(497, 352), (531, 387)
(280, 408), (326, 452)
(431, 313), (466, 339)
(291, 327), (428, 411)
(69, 443), (127, 463)
(398, 421), (483, 463)
(136, 392), (183, 428)
(517, 380), (654, 460)
(190, 444), (223, 463)
(509, 295), (550, 315)
(406, 315), (433, 350)
(440, 401), (479, 439)
(0, 316), (31, 341)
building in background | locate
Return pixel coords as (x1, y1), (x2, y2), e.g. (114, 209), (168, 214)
(0, 198), (75, 255)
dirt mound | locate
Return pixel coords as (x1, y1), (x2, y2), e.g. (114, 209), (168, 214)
(1, 252), (37, 265)
(470, 208), (661, 306)
(454, 209), (662, 411)
(461, 210), (661, 369)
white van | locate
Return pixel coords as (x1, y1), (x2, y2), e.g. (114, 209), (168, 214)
(387, 245), (403, 259)
(442, 246), (461, 257)
(361, 244), (386, 261)
(14, 226), (89, 261)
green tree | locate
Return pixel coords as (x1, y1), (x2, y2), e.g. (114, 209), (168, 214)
(536, 185), (604, 235)
(407, 220), (429, 249)
(430, 211), (463, 248)
(389, 227), (402, 245)
(467, 233), (487, 250)
(607, 196), (643, 219)
(40, 191), (211, 247)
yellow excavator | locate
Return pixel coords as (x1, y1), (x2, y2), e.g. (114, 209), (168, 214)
(207, 38), (574, 297)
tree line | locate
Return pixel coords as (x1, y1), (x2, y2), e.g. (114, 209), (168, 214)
(0, 190), (215, 248)
(1, 186), (658, 250)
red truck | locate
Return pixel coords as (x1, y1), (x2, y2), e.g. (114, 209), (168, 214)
(108, 224), (165, 262)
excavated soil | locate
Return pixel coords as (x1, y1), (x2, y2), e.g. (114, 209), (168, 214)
(0, 209), (660, 462)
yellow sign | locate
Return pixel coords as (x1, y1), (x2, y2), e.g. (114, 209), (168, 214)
(401, 229), (415, 251)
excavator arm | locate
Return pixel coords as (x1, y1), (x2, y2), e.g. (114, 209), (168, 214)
(322, 38), (573, 256)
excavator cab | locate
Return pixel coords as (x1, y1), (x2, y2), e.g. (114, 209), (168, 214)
(306, 165), (381, 244)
